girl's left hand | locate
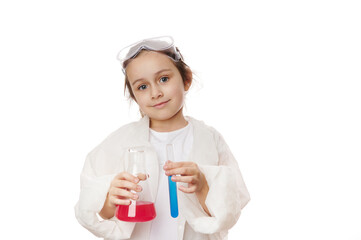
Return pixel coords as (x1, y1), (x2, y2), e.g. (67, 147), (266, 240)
(163, 161), (208, 194)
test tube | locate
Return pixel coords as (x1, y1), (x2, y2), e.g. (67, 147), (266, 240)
(166, 144), (179, 218)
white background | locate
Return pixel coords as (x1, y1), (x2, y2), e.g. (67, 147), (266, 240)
(0, 0), (360, 239)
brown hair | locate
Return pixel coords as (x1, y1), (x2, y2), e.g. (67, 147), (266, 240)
(123, 48), (191, 101)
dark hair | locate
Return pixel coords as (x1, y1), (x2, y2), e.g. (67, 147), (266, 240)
(123, 48), (191, 101)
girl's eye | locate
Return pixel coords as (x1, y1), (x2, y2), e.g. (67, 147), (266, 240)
(138, 84), (147, 90)
(160, 76), (169, 83)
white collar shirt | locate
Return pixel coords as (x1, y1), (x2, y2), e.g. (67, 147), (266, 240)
(148, 121), (193, 240)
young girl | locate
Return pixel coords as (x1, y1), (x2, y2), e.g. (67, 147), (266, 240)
(75, 36), (250, 240)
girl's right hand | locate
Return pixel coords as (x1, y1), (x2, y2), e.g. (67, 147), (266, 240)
(99, 172), (146, 219)
(107, 172), (144, 207)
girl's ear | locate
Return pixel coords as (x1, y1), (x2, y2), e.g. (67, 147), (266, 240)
(184, 66), (193, 91)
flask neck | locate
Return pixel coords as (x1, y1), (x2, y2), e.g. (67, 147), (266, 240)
(128, 150), (146, 176)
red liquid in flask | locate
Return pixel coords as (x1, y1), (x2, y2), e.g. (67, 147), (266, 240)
(115, 201), (156, 222)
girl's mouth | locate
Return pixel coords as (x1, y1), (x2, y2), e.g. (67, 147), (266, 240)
(153, 100), (170, 109)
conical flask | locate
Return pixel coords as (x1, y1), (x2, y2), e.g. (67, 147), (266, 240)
(115, 147), (156, 222)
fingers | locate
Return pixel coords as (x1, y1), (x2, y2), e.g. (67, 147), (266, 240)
(109, 192), (134, 206)
(110, 197), (131, 206)
(110, 187), (139, 200)
(108, 184), (139, 206)
(170, 175), (194, 184)
(115, 172), (140, 183)
(165, 166), (197, 176)
(163, 162), (208, 195)
(170, 175), (202, 193)
(136, 173), (149, 181)
(109, 171), (147, 206)
(163, 161), (196, 170)
(114, 171), (149, 182)
(178, 185), (196, 193)
(163, 161), (199, 176)
(112, 179), (142, 192)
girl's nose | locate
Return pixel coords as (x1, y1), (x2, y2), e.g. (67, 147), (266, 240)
(151, 86), (163, 99)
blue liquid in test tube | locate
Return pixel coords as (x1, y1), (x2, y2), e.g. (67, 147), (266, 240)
(166, 144), (179, 218)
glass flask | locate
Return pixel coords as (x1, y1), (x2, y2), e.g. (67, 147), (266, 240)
(115, 147), (156, 222)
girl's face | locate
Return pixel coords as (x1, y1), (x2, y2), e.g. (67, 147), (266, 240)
(126, 51), (190, 128)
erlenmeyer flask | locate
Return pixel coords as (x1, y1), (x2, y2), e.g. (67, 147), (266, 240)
(115, 147), (156, 222)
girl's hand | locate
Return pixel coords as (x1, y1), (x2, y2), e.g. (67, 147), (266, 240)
(100, 172), (147, 219)
(107, 172), (147, 207)
(163, 161), (211, 216)
(163, 161), (208, 194)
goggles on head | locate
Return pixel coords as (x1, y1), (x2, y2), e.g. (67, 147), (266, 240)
(116, 36), (183, 74)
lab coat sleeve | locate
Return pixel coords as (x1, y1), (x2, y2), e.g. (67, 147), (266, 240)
(74, 147), (136, 239)
(182, 129), (250, 234)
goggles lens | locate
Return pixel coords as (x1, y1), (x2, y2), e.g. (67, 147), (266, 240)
(117, 36), (182, 73)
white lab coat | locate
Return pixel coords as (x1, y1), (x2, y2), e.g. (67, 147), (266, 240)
(74, 116), (250, 240)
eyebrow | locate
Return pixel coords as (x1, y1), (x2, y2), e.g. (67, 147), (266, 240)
(131, 69), (172, 86)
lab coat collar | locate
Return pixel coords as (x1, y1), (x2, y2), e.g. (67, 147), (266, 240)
(122, 115), (151, 148)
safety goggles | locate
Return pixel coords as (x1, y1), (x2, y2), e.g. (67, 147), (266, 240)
(117, 36), (183, 74)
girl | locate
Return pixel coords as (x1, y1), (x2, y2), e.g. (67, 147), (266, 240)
(75, 36), (250, 240)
